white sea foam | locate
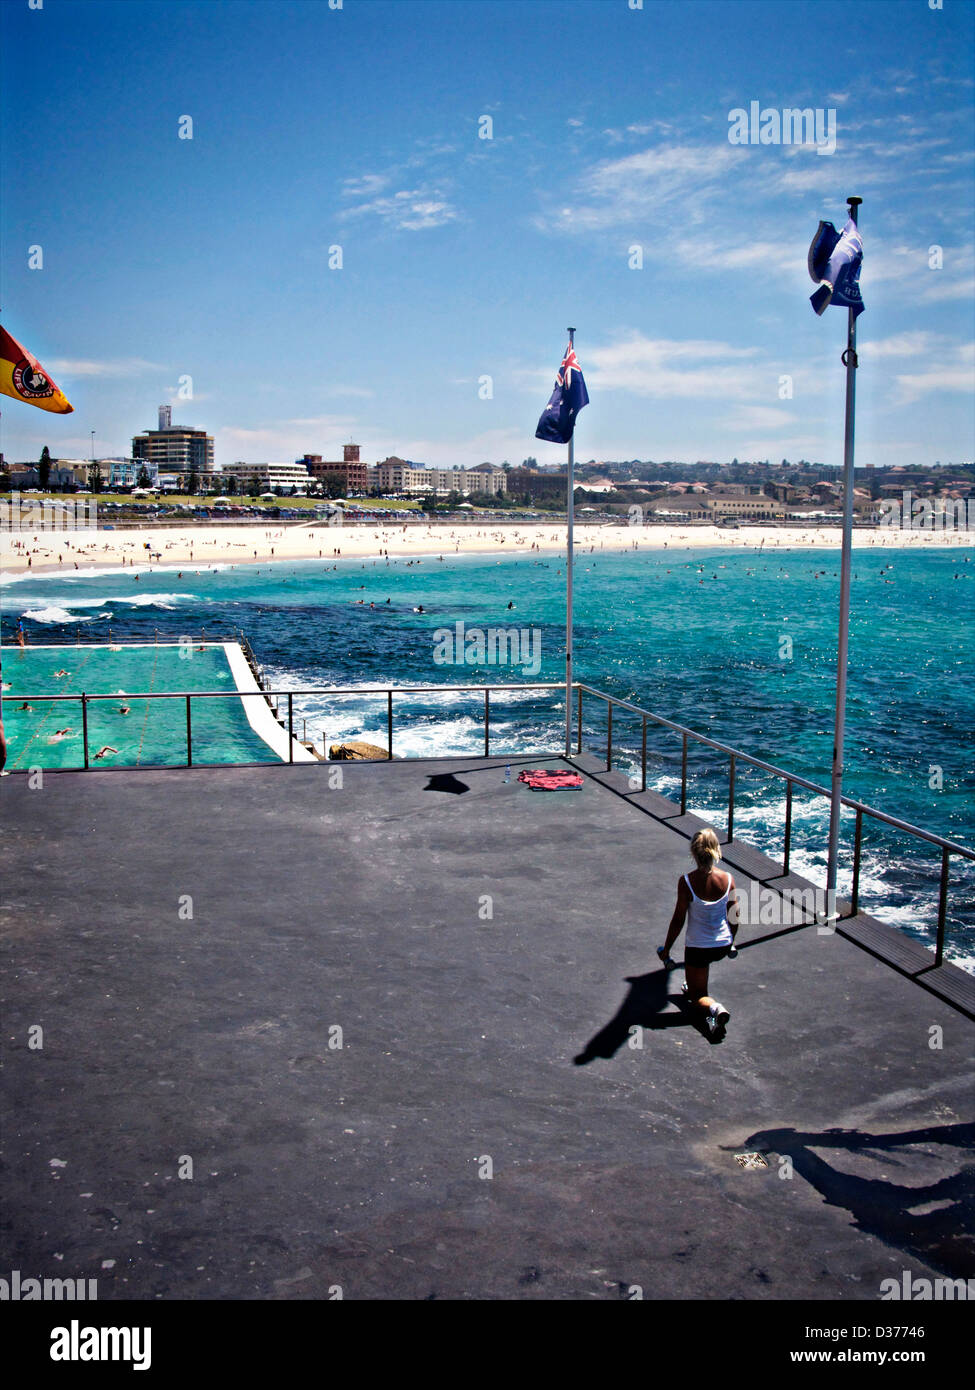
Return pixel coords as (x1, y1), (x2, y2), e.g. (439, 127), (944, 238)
(20, 606), (99, 625)
(12, 595), (110, 611)
(1, 562), (230, 584)
(260, 668), (559, 759)
(123, 592), (198, 608)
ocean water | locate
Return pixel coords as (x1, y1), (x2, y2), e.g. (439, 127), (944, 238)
(3, 544), (973, 967)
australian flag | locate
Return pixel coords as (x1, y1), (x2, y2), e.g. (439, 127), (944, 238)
(535, 340), (589, 443)
(808, 217), (864, 317)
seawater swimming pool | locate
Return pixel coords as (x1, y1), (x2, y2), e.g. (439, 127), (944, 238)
(1, 643), (297, 770)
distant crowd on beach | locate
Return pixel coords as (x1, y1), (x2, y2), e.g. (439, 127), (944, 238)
(2, 518), (970, 580)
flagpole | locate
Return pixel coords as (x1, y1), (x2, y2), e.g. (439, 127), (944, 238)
(565, 327), (575, 757)
(825, 195), (862, 918)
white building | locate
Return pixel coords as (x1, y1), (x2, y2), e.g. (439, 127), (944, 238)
(372, 458), (506, 496)
(225, 461), (312, 493)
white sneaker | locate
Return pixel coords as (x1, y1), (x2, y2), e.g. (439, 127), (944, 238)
(708, 1001), (731, 1028)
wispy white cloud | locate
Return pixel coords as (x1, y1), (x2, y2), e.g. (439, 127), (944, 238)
(858, 332), (937, 359)
(919, 273), (975, 304)
(48, 357), (165, 378)
(582, 333), (765, 401)
(721, 404), (798, 432)
(893, 343), (975, 403)
(216, 416), (358, 461)
(341, 185), (458, 230)
(535, 143), (748, 234)
(341, 172), (391, 198)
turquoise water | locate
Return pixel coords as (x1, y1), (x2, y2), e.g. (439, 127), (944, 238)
(1, 644), (277, 769)
(3, 543), (973, 964)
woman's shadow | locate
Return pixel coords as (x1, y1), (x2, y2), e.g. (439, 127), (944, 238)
(574, 966), (717, 1064)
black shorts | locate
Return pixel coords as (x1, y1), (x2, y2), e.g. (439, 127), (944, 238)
(685, 945), (731, 968)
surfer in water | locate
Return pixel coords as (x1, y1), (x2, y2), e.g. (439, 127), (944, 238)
(658, 828), (738, 1034)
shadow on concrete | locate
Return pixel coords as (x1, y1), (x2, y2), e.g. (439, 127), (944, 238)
(423, 772), (470, 794)
(734, 1121), (975, 1280)
(574, 968), (725, 1064)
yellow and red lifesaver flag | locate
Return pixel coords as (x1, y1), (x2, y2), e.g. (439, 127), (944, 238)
(0, 325), (73, 413)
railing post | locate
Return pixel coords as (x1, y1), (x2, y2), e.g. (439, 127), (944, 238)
(82, 693), (89, 769)
(850, 808), (863, 916)
(680, 733), (688, 815)
(576, 685), (582, 755)
(727, 753), (735, 843)
(606, 699), (613, 772)
(185, 694), (192, 767)
(784, 779), (793, 874)
(935, 847), (949, 967)
(387, 691), (393, 759)
(484, 688), (490, 758)
(641, 716), (647, 793)
(288, 693), (294, 765)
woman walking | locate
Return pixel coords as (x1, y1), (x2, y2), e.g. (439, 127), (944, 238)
(658, 828), (739, 1033)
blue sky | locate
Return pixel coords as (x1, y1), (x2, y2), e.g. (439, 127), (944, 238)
(1, 0), (973, 470)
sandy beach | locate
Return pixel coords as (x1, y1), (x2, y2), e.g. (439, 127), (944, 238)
(1, 520), (971, 578)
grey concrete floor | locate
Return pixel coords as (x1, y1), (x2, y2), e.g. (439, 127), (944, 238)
(1, 758), (972, 1300)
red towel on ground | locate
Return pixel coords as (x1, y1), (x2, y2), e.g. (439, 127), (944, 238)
(516, 768), (584, 791)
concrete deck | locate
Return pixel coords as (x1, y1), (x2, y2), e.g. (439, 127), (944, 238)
(1, 757), (972, 1300)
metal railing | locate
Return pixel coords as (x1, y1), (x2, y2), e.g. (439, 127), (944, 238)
(9, 682), (566, 768)
(8, 677), (972, 965)
(574, 682), (974, 967)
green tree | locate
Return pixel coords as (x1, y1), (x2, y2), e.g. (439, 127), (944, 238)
(247, 476), (263, 499)
(226, 475), (238, 496)
(38, 446), (52, 489)
(187, 462), (200, 495)
(88, 461), (102, 494)
(136, 465), (152, 489)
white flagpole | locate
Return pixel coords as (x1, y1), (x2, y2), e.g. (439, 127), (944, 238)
(825, 196), (862, 918)
(565, 327), (575, 757)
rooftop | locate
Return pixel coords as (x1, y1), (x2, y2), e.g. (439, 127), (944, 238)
(1, 755), (972, 1299)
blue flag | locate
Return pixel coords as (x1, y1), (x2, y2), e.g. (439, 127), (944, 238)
(535, 340), (589, 443)
(808, 217), (864, 317)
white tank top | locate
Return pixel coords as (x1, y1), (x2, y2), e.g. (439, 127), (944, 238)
(684, 872), (733, 948)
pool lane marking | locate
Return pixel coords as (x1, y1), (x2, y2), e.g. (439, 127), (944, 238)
(134, 644), (160, 767)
